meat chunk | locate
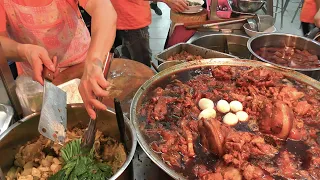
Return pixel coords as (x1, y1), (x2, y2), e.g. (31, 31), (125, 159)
(276, 151), (299, 179)
(198, 119), (229, 156)
(260, 101), (294, 139)
(294, 101), (312, 116)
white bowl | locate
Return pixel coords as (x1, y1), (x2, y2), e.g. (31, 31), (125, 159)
(243, 23), (277, 37)
(183, 0), (204, 14)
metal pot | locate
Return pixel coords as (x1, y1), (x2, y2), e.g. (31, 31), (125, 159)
(0, 104), (137, 180)
(190, 34), (251, 59)
(228, 0), (266, 13)
(247, 33), (320, 80)
(130, 58), (320, 180)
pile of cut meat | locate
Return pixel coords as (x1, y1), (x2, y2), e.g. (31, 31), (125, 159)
(6, 127), (126, 180)
(167, 51), (203, 61)
(255, 47), (320, 69)
(140, 66), (320, 179)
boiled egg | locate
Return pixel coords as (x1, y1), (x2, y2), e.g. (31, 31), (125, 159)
(198, 98), (214, 110)
(223, 112), (238, 126)
(236, 111), (249, 122)
(229, 100), (243, 113)
(216, 100), (230, 113)
(198, 109), (217, 120)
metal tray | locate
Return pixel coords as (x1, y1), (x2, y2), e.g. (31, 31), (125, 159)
(155, 43), (237, 63)
(130, 58), (320, 180)
(0, 104), (13, 135)
(190, 34), (250, 59)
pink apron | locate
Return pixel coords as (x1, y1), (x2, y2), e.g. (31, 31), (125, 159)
(4, 0), (91, 76)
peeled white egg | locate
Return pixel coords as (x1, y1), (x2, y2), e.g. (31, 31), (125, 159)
(236, 111), (249, 122)
(223, 112), (239, 126)
(229, 100), (243, 113)
(198, 98), (214, 110)
(216, 100), (230, 113)
(198, 109), (217, 120)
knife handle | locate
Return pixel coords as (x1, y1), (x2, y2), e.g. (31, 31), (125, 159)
(43, 67), (55, 82)
(43, 57), (58, 82)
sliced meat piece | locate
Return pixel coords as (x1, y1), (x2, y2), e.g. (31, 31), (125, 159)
(294, 101), (312, 116)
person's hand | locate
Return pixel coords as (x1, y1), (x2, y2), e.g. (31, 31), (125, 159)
(164, 0), (188, 12)
(79, 59), (109, 119)
(17, 44), (56, 85)
(315, 10), (320, 28)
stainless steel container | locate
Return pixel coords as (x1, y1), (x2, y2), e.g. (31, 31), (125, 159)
(0, 104), (137, 180)
(228, 0), (266, 13)
(130, 58), (320, 180)
(248, 33), (320, 80)
(0, 104), (13, 135)
(155, 43), (236, 63)
(190, 34), (251, 59)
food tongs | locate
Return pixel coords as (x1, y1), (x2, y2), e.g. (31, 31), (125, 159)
(81, 52), (114, 150)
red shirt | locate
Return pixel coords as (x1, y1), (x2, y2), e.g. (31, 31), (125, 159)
(110, 0), (151, 30)
(300, 0), (317, 23)
(0, 0), (88, 32)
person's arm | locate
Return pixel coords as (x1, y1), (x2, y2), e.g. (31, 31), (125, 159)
(78, 0), (117, 119)
(315, 0), (320, 27)
(0, 32), (56, 84)
(316, 0), (320, 9)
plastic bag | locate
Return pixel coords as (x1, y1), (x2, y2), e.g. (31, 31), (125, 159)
(15, 75), (43, 116)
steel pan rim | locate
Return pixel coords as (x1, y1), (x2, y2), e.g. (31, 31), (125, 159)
(247, 32), (320, 71)
(0, 104), (137, 180)
(130, 58), (320, 180)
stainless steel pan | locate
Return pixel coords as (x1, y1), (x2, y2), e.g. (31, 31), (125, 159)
(0, 104), (137, 180)
(130, 58), (320, 180)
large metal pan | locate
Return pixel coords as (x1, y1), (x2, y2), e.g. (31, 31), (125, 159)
(130, 58), (320, 180)
(248, 33), (320, 80)
(190, 34), (251, 59)
(0, 104), (137, 180)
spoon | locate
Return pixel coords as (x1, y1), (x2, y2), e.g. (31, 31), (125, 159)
(247, 18), (258, 32)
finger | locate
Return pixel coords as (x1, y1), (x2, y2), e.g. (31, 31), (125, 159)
(90, 99), (107, 111)
(176, 4), (185, 12)
(180, 1), (188, 9)
(85, 103), (96, 119)
(91, 80), (109, 97)
(39, 51), (55, 72)
(52, 56), (58, 67)
(79, 84), (96, 119)
(32, 57), (44, 85)
(97, 76), (109, 89)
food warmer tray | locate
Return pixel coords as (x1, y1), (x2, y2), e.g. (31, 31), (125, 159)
(155, 43), (237, 63)
(130, 58), (320, 180)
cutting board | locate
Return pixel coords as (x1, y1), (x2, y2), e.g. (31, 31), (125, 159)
(170, 9), (208, 24)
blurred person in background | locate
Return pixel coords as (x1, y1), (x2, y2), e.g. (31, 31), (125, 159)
(300, 0), (319, 35)
(0, 0), (117, 119)
(111, 0), (188, 67)
(315, 0), (320, 27)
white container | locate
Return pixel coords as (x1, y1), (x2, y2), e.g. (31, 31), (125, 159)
(58, 79), (83, 104)
(0, 104), (13, 135)
(243, 23), (277, 37)
(183, 0), (204, 14)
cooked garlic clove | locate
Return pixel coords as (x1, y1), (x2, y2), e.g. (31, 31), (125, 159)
(217, 100), (230, 113)
(198, 109), (217, 120)
(223, 112), (238, 126)
(236, 111), (249, 122)
(198, 98), (214, 110)
(229, 100), (243, 113)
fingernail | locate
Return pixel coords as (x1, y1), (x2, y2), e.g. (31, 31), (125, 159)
(50, 65), (55, 71)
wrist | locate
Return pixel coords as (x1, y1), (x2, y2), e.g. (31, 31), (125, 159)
(16, 43), (28, 61)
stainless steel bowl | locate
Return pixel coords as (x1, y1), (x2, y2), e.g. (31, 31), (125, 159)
(191, 34), (251, 59)
(247, 33), (320, 80)
(130, 58), (320, 180)
(228, 0), (266, 13)
(0, 104), (137, 180)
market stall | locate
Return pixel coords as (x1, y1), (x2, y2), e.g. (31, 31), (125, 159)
(1, 0), (320, 179)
